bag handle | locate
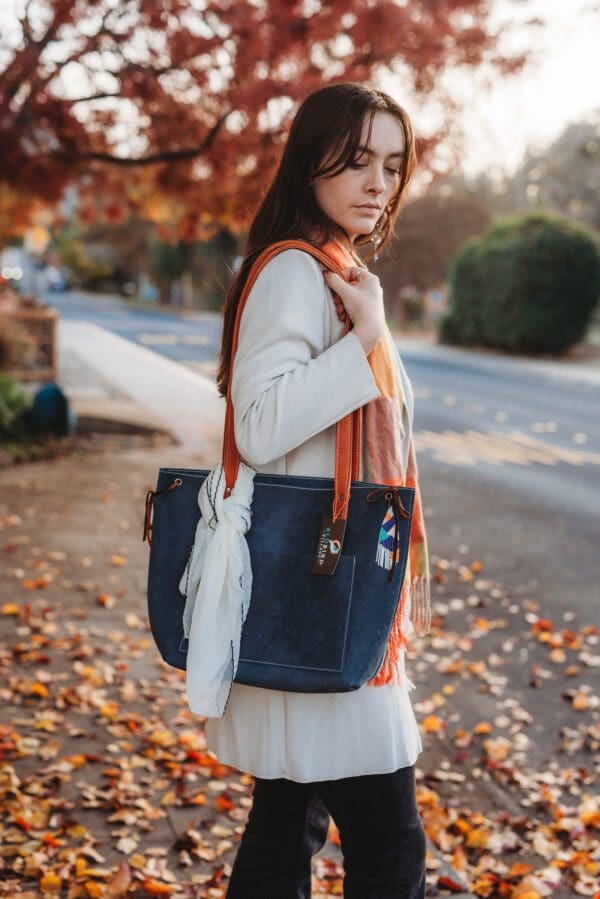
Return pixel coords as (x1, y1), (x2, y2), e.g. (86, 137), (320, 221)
(222, 239), (362, 524)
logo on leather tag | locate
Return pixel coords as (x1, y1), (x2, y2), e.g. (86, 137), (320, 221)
(311, 515), (346, 576)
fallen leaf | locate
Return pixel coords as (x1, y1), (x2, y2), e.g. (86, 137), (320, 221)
(474, 722), (493, 735)
(110, 555), (127, 567)
(141, 880), (174, 895)
(39, 872), (62, 893)
(421, 715), (446, 733)
(215, 793), (235, 812)
(2, 602), (20, 615)
(438, 875), (469, 893)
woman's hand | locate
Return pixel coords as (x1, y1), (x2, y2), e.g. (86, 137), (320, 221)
(323, 266), (386, 355)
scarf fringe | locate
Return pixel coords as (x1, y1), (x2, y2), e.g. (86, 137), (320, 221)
(367, 584), (409, 686)
(409, 575), (432, 637)
(367, 571), (431, 687)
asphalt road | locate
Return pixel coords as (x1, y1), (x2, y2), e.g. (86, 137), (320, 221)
(48, 287), (599, 623)
(395, 343), (599, 620)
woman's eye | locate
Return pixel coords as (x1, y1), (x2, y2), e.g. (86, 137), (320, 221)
(385, 167), (401, 176)
(349, 162), (367, 169)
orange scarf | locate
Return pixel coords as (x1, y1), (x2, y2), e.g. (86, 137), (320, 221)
(321, 240), (431, 685)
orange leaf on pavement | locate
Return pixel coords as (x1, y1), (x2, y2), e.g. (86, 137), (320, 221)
(421, 715), (446, 733)
(1, 602), (20, 615)
(473, 721), (492, 735)
(110, 555), (127, 566)
(438, 875), (468, 893)
(141, 880), (174, 895)
(215, 793), (235, 811)
(40, 872), (62, 893)
(508, 863), (534, 877)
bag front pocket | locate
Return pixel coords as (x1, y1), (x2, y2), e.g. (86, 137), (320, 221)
(239, 551), (356, 672)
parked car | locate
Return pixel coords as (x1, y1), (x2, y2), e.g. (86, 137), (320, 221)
(45, 266), (68, 292)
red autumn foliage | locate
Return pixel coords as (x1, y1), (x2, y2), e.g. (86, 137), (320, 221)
(1, 0), (535, 240)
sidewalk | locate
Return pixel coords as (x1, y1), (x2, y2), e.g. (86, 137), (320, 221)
(58, 320), (226, 455)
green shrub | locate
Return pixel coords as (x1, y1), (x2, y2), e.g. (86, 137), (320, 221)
(440, 211), (600, 353)
(0, 373), (32, 439)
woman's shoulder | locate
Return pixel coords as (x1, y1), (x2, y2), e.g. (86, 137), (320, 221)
(252, 247), (325, 287)
(245, 247), (330, 322)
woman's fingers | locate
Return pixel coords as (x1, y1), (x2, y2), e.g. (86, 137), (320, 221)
(322, 270), (345, 291)
(323, 266), (385, 352)
(345, 265), (367, 283)
(334, 298), (348, 322)
(324, 267), (368, 288)
(321, 270), (350, 322)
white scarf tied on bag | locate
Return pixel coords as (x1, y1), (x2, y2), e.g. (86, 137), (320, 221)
(178, 461), (256, 718)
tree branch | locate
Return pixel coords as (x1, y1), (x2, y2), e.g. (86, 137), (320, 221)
(76, 112), (230, 166)
(64, 91), (122, 105)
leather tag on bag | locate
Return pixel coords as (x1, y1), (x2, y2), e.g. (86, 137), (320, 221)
(311, 515), (347, 576)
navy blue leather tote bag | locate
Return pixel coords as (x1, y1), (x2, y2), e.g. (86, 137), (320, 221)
(144, 241), (415, 693)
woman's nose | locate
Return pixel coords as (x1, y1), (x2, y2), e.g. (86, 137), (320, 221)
(366, 165), (386, 193)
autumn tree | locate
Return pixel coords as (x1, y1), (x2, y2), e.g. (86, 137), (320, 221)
(372, 190), (491, 322)
(1, 0), (535, 242)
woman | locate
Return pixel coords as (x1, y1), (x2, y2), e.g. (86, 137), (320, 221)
(211, 83), (430, 898)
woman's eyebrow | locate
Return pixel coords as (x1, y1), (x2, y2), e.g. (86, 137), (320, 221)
(356, 146), (405, 159)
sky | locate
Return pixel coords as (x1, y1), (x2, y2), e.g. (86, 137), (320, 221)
(418, 0), (600, 177)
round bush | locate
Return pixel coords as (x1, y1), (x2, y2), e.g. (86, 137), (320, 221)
(440, 212), (600, 353)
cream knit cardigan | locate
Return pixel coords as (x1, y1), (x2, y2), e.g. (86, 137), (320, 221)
(204, 248), (422, 782)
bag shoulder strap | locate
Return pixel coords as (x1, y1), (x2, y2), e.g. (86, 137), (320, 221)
(222, 240), (362, 523)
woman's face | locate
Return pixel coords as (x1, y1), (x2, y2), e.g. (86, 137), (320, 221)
(312, 110), (405, 243)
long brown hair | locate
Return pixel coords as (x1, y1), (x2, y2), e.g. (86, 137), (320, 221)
(216, 82), (417, 397)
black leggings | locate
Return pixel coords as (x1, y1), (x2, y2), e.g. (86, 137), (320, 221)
(226, 764), (426, 899)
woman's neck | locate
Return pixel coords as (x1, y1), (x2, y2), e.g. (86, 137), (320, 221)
(305, 227), (363, 266)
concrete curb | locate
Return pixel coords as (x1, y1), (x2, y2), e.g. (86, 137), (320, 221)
(58, 320), (226, 450)
(71, 397), (178, 438)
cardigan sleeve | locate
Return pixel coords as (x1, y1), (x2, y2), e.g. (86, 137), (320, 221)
(231, 249), (380, 467)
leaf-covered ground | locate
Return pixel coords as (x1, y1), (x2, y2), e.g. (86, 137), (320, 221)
(0, 444), (598, 898)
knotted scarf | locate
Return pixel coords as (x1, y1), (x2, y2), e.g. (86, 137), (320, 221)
(321, 240), (432, 686)
(179, 462), (255, 717)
